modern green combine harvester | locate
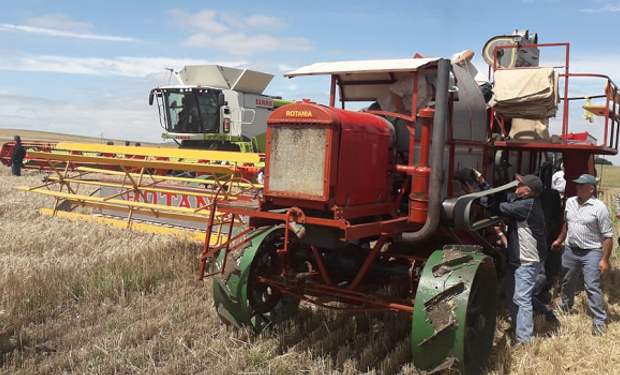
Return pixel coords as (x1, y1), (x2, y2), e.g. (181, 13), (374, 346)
(148, 64), (293, 152)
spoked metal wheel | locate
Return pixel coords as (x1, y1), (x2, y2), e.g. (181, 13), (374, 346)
(212, 226), (300, 332)
(411, 246), (497, 375)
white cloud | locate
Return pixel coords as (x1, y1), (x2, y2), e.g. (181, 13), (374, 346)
(169, 8), (229, 33)
(580, 2), (620, 12)
(26, 13), (93, 33)
(242, 15), (286, 30)
(0, 91), (162, 143)
(277, 64), (295, 72)
(170, 8), (312, 56)
(218, 13), (286, 30)
(0, 51), (248, 77)
(182, 32), (313, 56)
(0, 23), (138, 42)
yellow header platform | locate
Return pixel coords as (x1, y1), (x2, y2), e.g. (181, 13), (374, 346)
(54, 142), (263, 165)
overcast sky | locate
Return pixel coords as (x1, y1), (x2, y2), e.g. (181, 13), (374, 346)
(2, 0), (620, 160)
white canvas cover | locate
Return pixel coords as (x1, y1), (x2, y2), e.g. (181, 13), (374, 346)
(492, 67), (559, 118)
(508, 118), (550, 141)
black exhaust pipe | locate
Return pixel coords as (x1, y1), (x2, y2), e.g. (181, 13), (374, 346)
(400, 59), (450, 244)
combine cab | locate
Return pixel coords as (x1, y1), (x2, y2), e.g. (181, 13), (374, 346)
(149, 65), (293, 152)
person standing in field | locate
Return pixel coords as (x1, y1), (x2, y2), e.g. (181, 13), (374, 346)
(459, 170), (547, 343)
(614, 189), (620, 247)
(11, 135), (26, 176)
(552, 162), (566, 198)
(552, 173), (613, 336)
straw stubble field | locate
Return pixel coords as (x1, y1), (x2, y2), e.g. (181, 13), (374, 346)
(3, 165), (620, 374)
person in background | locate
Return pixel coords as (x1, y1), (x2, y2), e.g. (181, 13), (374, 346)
(256, 166), (265, 186)
(614, 188), (620, 220)
(178, 95), (200, 132)
(461, 170), (547, 343)
(451, 50), (493, 102)
(11, 135), (27, 176)
(373, 74), (434, 152)
(494, 221), (560, 327)
(552, 173), (613, 336)
(255, 166), (265, 198)
(551, 162), (566, 198)
(376, 73), (433, 119)
(125, 141), (131, 146)
(614, 189), (620, 247)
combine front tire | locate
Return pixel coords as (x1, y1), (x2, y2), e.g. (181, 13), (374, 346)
(212, 226), (300, 332)
(411, 246), (497, 375)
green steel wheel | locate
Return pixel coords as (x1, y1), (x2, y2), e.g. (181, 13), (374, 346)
(212, 226), (300, 332)
(412, 246), (497, 375)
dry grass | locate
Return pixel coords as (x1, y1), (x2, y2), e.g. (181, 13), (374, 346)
(2, 166), (620, 374)
(598, 164), (620, 188)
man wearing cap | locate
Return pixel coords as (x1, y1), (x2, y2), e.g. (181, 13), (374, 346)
(552, 173), (613, 335)
(463, 171), (547, 343)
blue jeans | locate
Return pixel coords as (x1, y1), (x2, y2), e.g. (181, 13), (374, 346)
(505, 262), (544, 343)
(560, 247), (607, 325)
(532, 271), (550, 316)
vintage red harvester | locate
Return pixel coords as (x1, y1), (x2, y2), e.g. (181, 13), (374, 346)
(12, 32), (620, 374)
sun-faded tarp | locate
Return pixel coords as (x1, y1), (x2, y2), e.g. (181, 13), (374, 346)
(492, 67), (559, 119)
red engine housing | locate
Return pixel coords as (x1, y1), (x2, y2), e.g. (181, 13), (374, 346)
(265, 102), (394, 217)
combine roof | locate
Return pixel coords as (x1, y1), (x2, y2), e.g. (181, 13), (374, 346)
(284, 58), (441, 77)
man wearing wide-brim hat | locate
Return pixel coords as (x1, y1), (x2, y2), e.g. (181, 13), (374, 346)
(552, 173), (613, 336)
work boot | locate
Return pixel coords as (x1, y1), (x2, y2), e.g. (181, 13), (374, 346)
(592, 323), (606, 336)
(537, 290), (552, 305)
(545, 311), (561, 328)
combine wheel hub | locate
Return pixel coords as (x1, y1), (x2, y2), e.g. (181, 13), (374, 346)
(212, 226), (299, 332)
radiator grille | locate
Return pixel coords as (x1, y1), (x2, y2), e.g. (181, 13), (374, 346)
(268, 127), (326, 197)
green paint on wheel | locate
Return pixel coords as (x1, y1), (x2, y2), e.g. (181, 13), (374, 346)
(212, 225), (300, 332)
(412, 246), (497, 375)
